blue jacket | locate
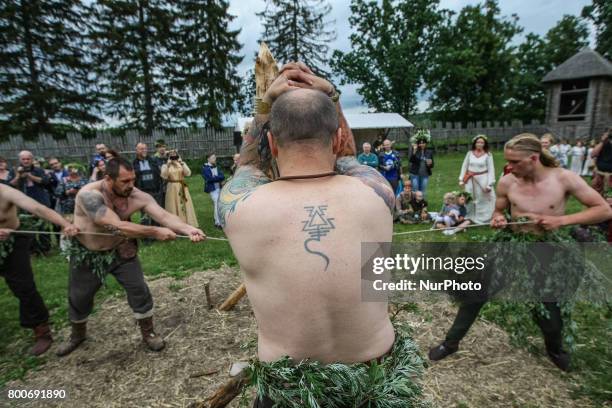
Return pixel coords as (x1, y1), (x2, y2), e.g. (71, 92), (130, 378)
(201, 163), (225, 193)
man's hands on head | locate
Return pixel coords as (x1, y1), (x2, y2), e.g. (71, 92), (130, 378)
(0, 228), (13, 241)
(263, 62), (334, 105)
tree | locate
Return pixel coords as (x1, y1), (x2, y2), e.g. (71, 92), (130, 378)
(236, 68), (256, 117)
(507, 34), (548, 122)
(0, 0), (101, 138)
(508, 16), (589, 123)
(426, 0), (522, 123)
(331, 0), (447, 116)
(88, 0), (177, 135)
(543, 15), (590, 68)
(257, 0), (336, 78)
(169, 0), (243, 128)
(582, 0), (612, 59)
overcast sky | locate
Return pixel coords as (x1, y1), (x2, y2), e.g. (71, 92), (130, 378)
(227, 0), (594, 117)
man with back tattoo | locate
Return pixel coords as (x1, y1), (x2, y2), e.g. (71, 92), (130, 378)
(56, 157), (205, 356)
(0, 184), (79, 355)
(219, 64), (426, 407)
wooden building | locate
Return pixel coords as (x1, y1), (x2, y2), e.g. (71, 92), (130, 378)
(542, 48), (612, 139)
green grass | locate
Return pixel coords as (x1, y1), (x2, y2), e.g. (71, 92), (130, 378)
(0, 152), (609, 406)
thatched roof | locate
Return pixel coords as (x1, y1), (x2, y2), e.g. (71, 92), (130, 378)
(542, 48), (612, 83)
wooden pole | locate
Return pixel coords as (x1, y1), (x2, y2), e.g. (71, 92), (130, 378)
(218, 283), (247, 311)
(188, 370), (248, 408)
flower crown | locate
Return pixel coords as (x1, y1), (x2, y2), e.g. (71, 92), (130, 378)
(411, 129), (431, 144)
(472, 134), (488, 143)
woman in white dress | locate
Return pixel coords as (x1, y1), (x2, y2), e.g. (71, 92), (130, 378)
(458, 135), (496, 224)
(581, 139), (596, 177)
(569, 139), (586, 174)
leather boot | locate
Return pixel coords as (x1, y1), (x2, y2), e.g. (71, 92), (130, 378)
(56, 322), (87, 357)
(138, 317), (165, 351)
(31, 323), (53, 356)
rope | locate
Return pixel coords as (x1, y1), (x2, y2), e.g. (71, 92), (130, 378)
(392, 221), (536, 236)
(12, 230), (230, 242)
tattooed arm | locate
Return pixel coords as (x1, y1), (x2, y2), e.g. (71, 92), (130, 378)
(76, 191), (175, 240)
(335, 157), (395, 213)
(218, 165), (271, 228)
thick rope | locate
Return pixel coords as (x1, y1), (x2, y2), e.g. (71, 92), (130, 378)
(12, 230), (229, 242)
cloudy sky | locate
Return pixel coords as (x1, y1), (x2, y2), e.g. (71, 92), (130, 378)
(227, 0), (594, 116)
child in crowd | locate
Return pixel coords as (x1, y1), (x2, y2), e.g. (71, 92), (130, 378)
(395, 176), (415, 223)
(434, 192), (460, 230)
(410, 191), (430, 223)
(444, 192), (471, 235)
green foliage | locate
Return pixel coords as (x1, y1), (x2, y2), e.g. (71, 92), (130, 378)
(61, 239), (116, 284)
(0, 0), (102, 139)
(544, 15), (590, 68)
(258, 0), (336, 78)
(247, 324), (428, 408)
(426, 0), (522, 123)
(236, 68), (256, 117)
(169, 0), (243, 129)
(0, 236), (14, 268)
(332, 0), (447, 116)
(582, 0), (612, 58)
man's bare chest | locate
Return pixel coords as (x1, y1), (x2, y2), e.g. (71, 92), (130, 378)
(508, 183), (567, 215)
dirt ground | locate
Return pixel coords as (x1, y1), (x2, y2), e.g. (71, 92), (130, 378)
(3, 267), (595, 407)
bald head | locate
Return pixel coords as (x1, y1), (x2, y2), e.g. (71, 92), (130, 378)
(270, 89), (339, 147)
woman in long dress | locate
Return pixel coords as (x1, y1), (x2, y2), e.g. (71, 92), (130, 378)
(569, 139), (586, 175)
(581, 139), (596, 177)
(458, 135), (496, 224)
(160, 150), (199, 227)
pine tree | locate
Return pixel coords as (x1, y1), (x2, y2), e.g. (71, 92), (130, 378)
(582, 0), (612, 59)
(88, 0), (177, 135)
(0, 0), (101, 138)
(332, 0), (447, 116)
(257, 0), (336, 78)
(236, 68), (256, 117)
(169, 0), (243, 128)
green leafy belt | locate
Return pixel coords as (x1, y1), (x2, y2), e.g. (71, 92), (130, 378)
(480, 220), (609, 352)
(0, 235), (15, 268)
(245, 323), (429, 408)
(61, 239), (116, 284)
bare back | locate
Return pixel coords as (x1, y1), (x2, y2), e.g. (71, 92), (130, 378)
(74, 181), (149, 251)
(224, 175), (395, 364)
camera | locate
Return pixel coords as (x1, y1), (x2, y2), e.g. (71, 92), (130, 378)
(169, 155), (179, 161)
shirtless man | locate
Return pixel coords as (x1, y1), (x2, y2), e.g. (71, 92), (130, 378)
(0, 184), (78, 355)
(219, 67), (416, 407)
(56, 157), (205, 356)
(429, 133), (612, 371)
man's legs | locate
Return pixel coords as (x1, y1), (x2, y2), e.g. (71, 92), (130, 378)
(429, 301), (486, 361)
(410, 175), (420, 193)
(112, 257), (164, 351)
(420, 176), (429, 198)
(58, 258), (103, 356)
(210, 189), (221, 227)
(533, 302), (569, 370)
(1, 236), (52, 355)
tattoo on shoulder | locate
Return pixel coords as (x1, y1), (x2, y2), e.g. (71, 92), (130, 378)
(79, 191), (108, 220)
(218, 166), (271, 227)
(302, 205), (335, 271)
(335, 157), (395, 212)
